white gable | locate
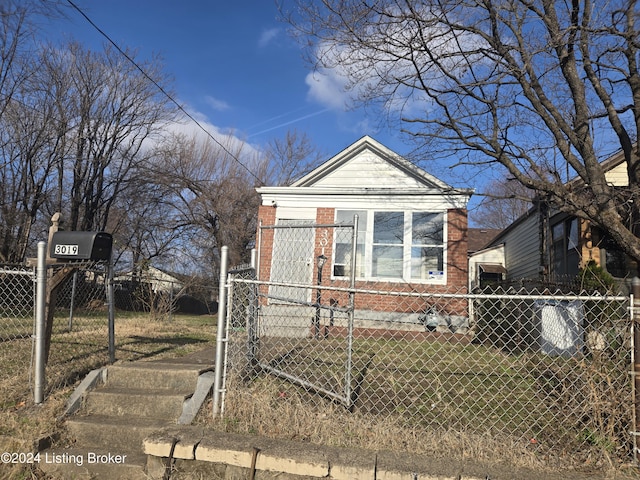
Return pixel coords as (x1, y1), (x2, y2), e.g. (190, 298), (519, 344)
(257, 136), (473, 210)
(292, 136), (450, 191)
(310, 149), (433, 189)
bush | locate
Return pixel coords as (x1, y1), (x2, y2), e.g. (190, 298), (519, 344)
(577, 261), (616, 294)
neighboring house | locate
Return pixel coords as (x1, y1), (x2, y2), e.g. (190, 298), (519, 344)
(255, 136), (473, 325)
(467, 228), (505, 290)
(472, 148), (636, 287)
(115, 266), (183, 294)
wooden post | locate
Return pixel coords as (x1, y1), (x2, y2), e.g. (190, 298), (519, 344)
(43, 213), (77, 363)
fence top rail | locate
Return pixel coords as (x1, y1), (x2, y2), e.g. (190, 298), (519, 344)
(259, 222), (354, 230)
(257, 292), (352, 312)
(0, 268), (34, 276)
(228, 265), (254, 275)
(229, 277), (629, 302)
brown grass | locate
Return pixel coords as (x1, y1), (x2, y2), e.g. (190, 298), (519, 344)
(0, 312), (216, 479)
(194, 332), (639, 479)
(200, 373), (640, 479)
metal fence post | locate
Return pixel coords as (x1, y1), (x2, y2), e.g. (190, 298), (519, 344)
(247, 272), (258, 371)
(34, 241), (47, 404)
(68, 271), (78, 332)
(213, 246), (229, 417)
(107, 258), (116, 364)
(344, 214), (358, 409)
(632, 277), (640, 463)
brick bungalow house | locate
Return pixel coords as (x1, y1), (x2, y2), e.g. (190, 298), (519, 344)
(255, 136), (473, 330)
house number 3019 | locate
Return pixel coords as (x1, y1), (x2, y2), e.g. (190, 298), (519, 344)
(54, 244), (79, 256)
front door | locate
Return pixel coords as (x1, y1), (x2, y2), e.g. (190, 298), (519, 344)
(268, 219), (314, 304)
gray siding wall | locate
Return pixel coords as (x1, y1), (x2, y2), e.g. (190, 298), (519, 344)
(501, 212), (541, 281)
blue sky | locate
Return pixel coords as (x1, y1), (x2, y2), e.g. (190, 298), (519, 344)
(43, 1), (486, 216)
(45, 2), (406, 159)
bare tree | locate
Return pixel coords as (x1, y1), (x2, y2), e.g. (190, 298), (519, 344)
(287, 0), (640, 267)
(0, 1), (68, 261)
(473, 178), (533, 229)
(264, 129), (325, 185)
(0, 39), (176, 262)
(0, 1), (64, 123)
(152, 132), (266, 268)
(38, 41), (176, 232)
(106, 177), (192, 270)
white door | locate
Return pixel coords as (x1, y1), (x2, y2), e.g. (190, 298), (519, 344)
(268, 220), (314, 304)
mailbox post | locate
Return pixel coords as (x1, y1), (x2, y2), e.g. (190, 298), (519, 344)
(34, 220), (117, 404)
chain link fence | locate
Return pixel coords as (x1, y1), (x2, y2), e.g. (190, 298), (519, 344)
(113, 272), (217, 319)
(0, 264), (35, 342)
(46, 261), (114, 389)
(1, 257), (218, 409)
(0, 261), (114, 412)
(0, 264), (36, 412)
(219, 223), (634, 468)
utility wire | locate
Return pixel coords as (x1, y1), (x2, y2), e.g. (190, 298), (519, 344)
(65, 0), (264, 185)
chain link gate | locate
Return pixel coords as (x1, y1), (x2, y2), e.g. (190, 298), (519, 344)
(220, 219), (358, 411)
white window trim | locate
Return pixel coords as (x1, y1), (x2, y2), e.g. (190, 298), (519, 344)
(332, 210), (448, 285)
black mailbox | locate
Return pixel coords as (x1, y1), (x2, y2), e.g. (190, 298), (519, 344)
(50, 231), (113, 261)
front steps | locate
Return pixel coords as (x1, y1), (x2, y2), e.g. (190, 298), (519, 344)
(39, 355), (214, 479)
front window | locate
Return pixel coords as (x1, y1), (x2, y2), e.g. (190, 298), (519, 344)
(334, 210), (366, 277)
(411, 212), (444, 280)
(372, 212), (404, 278)
(551, 217), (580, 279)
(334, 210), (446, 283)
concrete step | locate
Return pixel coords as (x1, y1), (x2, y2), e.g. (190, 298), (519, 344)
(105, 362), (208, 392)
(37, 447), (148, 480)
(84, 386), (188, 420)
(66, 414), (168, 454)
(41, 350), (216, 478)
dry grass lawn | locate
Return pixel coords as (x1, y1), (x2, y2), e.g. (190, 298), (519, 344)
(0, 311), (216, 479)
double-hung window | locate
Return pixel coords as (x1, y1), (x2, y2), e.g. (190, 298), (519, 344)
(334, 210), (446, 283)
(551, 217), (579, 278)
(411, 212), (444, 280)
(334, 210), (367, 277)
(372, 212), (405, 278)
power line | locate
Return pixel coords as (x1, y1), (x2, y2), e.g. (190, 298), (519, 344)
(65, 0), (264, 185)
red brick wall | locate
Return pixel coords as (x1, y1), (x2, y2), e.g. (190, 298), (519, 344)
(257, 205), (468, 316)
(446, 208), (468, 290)
(256, 205), (276, 294)
(313, 208), (335, 284)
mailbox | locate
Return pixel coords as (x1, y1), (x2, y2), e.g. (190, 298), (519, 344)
(50, 231), (113, 261)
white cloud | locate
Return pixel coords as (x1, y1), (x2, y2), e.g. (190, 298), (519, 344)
(305, 68), (350, 111)
(156, 107), (263, 168)
(304, 8), (488, 117)
(204, 95), (230, 111)
(258, 27), (281, 48)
